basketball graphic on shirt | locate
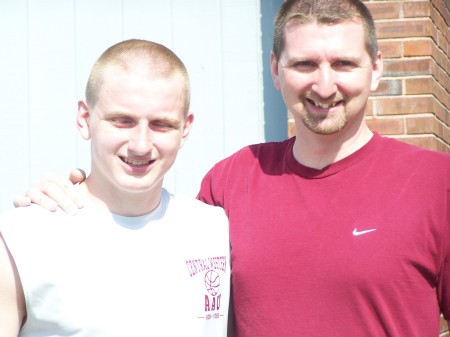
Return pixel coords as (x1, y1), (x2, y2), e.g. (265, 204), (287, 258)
(204, 270), (220, 296)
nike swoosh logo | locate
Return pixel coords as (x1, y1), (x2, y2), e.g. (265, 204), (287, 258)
(352, 228), (377, 236)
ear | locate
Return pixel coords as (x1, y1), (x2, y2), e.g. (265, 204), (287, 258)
(179, 112), (194, 149)
(270, 51), (281, 91)
(77, 100), (92, 140)
(370, 51), (383, 92)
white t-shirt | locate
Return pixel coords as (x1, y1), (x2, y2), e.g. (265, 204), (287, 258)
(0, 188), (230, 336)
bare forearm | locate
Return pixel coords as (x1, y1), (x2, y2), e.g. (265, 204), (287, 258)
(0, 235), (26, 336)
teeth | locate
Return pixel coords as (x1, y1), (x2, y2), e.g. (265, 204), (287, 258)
(123, 158), (150, 166)
(312, 101), (337, 108)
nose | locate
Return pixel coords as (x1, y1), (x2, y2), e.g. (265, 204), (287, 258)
(128, 123), (152, 155)
(311, 65), (337, 99)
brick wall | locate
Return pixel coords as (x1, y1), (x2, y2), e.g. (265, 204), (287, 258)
(287, 0), (450, 154)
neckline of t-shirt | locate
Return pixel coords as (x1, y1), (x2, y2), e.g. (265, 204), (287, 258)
(78, 188), (171, 229)
(285, 133), (383, 179)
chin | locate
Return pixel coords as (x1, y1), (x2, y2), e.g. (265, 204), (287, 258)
(302, 112), (347, 134)
(304, 121), (347, 135)
(114, 178), (158, 193)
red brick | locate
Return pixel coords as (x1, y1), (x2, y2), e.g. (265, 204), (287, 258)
(372, 96), (434, 115)
(403, 38), (433, 56)
(432, 81), (450, 109)
(366, 116), (404, 135)
(444, 124), (450, 144)
(431, 46), (450, 76)
(366, 98), (375, 116)
(405, 115), (437, 134)
(366, 2), (401, 20)
(432, 100), (449, 125)
(395, 135), (447, 152)
(404, 77), (450, 115)
(376, 19), (433, 39)
(405, 77), (433, 94)
(373, 79), (403, 96)
(437, 30), (450, 60)
(404, 1), (431, 18)
(383, 58), (432, 76)
(436, 120), (445, 139)
(433, 63), (450, 94)
(431, 4), (450, 41)
(379, 40), (402, 58)
(432, 0), (450, 23)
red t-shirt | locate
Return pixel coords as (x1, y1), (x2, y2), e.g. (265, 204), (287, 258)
(198, 133), (450, 337)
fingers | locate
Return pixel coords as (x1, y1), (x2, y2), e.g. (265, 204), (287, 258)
(13, 172), (85, 215)
(69, 168), (87, 184)
(67, 169), (87, 210)
(12, 196), (31, 208)
(24, 186), (59, 212)
(39, 172), (85, 215)
(14, 188), (58, 213)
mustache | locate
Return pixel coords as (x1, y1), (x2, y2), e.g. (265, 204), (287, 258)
(304, 92), (344, 104)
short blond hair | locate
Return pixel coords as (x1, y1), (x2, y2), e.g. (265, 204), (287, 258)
(86, 39), (191, 115)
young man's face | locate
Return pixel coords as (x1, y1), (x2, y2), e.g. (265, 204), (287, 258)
(271, 18), (382, 136)
(78, 64), (192, 201)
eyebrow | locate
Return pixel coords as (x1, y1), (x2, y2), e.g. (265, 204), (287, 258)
(287, 54), (363, 63)
(103, 110), (182, 125)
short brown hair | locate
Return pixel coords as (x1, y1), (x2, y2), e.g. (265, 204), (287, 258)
(272, 0), (378, 62)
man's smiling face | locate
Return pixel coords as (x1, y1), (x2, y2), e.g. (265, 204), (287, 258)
(271, 18), (382, 136)
(78, 63), (192, 200)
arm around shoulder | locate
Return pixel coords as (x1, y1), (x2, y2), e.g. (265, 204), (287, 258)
(13, 169), (86, 215)
(0, 233), (26, 336)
